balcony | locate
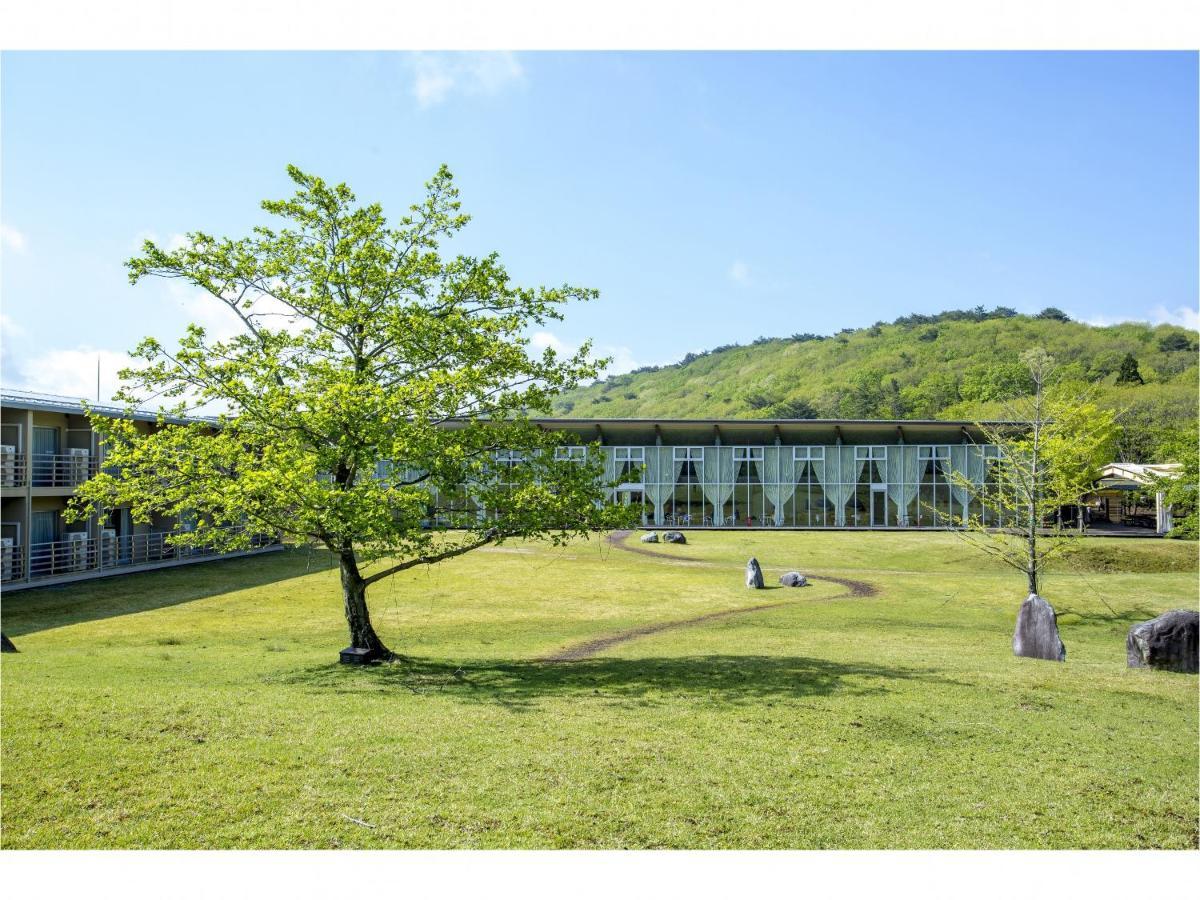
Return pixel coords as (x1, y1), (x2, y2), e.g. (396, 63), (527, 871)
(1, 450), (27, 488)
(1, 525), (281, 586)
(29, 452), (99, 489)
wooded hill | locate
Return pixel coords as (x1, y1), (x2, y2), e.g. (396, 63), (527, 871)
(551, 308), (1199, 463)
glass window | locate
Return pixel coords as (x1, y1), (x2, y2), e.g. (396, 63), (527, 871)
(793, 446), (824, 461)
(614, 446), (645, 481)
(554, 446), (586, 461)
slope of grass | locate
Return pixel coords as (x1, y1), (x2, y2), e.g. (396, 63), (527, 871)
(2, 533), (1196, 849)
(551, 315), (1198, 429)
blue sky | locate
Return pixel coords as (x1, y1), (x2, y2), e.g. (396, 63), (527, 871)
(1, 51), (1197, 400)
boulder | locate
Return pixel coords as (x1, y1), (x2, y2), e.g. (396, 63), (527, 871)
(639, 532), (660, 543)
(745, 557), (764, 589)
(662, 531), (687, 544)
(1012, 593), (1066, 662)
(779, 572), (807, 588)
(1127, 609), (1199, 673)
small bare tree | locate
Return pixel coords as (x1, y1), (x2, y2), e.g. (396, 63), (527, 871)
(947, 348), (1116, 596)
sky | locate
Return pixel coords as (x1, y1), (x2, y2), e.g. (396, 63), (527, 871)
(1, 51), (1197, 402)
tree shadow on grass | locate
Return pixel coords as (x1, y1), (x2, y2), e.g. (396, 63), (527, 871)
(275, 654), (966, 710)
(2, 549), (326, 637)
(1054, 605), (1162, 628)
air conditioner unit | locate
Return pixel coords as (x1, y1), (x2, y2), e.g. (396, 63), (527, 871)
(100, 528), (117, 566)
(0, 445), (15, 487)
(0, 537), (13, 581)
(67, 448), (91, 485)
(66, 531), (89, 571)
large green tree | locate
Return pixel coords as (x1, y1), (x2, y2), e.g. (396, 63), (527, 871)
(70, 166), (633, 660)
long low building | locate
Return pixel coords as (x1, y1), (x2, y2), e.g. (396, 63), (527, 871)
(433, 417), (1010, 530)
(1, 389), (280, 591)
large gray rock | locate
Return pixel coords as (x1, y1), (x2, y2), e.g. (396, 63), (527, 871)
(779, 572), (807, 588)
(1127, 609), (1199, 673)
(662, 531), (687, 544)
(745, 557), (764, 589)
(639, 532), (659, 543)
(1013, 593), (1066, 662)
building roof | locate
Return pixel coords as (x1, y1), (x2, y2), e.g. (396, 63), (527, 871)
(1097, 462), (1183, 490)
(0, 390), (1019, 444)
(0, 389), (218, 426)
(524, 417), (1019, 445)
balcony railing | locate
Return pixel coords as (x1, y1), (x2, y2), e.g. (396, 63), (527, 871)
(2, 525), (280, 584)
(1, 450), (27, 488)
(29, 453), (99, 488)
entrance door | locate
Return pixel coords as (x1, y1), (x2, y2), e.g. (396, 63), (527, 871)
(870, 487), (888, 527)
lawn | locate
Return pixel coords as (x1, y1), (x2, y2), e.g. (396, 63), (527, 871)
(1, 531), (1196, 849)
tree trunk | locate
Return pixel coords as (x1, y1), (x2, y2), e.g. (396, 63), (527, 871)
(340, 549), (390, 660)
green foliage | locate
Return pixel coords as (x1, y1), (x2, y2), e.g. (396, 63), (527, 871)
(1158, 331), (1198, 353)
(1153, 426), (1199, 540)
(764, 397), (818, 419)
(948, 349), (1119, 596)
(959, 361), (1033, 404)
(551, 312), (1198, 446)
(899, 372), (959, 418)
(71, 165), (635, 653)
(1116, 352), (1145, 385)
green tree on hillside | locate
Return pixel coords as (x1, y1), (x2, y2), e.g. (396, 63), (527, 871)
(1116, 353), (1145, 385)
(70, 166), (632, 661)
(959, 361), (1033, 404)
(1036, 307), (1071, 322)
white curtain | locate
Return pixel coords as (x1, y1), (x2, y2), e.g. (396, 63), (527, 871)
(816, 446), (864, 527)
(700, 446), (736, 526)
(763, 447), (796, 526)
(948, 445), (987, 522)
(886, 446), (922, 526)
(644, 447), (677, 526)
(602, 447), (617, 484)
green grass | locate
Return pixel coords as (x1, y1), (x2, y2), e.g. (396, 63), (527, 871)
(2, 532), (1197, 849)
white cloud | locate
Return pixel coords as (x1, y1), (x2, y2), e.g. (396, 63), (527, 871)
(1148, 304), (1200, 331)
(728, 260), (750, 284)
(1, 223), (29, 254)
(0, 312), (28, 377)
(1075, 305), (1200, 330)
(7, 346), (142, 404)
(409, 52), (525, 109)
(131, 230), (190, 253)
(529, 330), (646, 380)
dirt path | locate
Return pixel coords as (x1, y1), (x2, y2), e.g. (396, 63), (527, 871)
(604, 529), (703, 562)
(540, 531), (879, 662)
